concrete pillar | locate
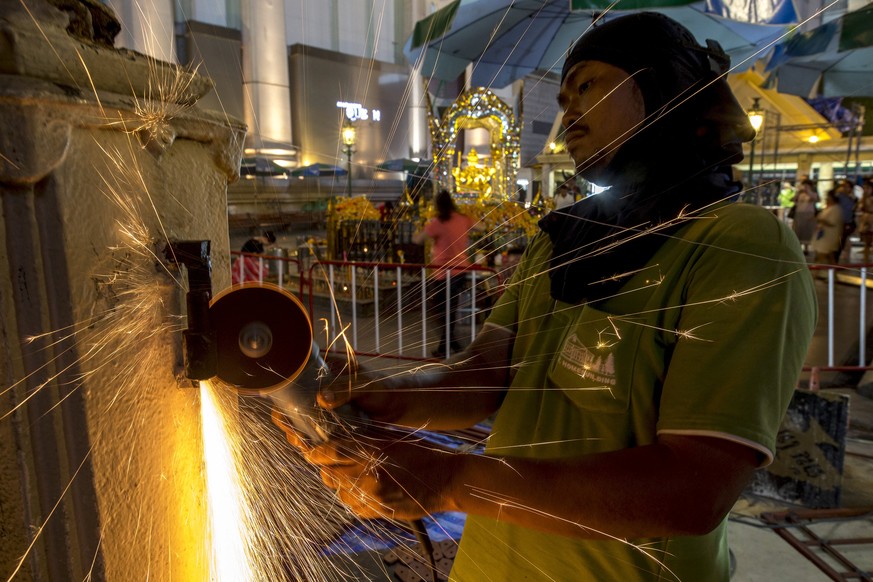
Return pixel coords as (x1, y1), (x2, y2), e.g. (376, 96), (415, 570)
(241, 0), (293, 153)
(409, 70), (429, 160)
(106, 0), (176, 62)
(0, 1), (242, 579)
(543, 163), (555, 202)
(407, 1), (432, 161)
(819, 162), (835, 194)
(797, 153), (813, 182)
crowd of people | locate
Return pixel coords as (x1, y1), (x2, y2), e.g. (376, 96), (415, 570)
(553, 174), (586, 209)
(783, 175), (873, 264)
(551, 153), (873, 268)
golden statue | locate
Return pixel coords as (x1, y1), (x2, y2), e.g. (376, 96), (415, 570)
(452, 148), (496, 197)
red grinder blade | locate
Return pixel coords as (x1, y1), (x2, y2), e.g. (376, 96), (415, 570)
(209, 282), (313, 393)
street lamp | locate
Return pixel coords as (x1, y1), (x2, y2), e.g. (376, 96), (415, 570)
(747, 97), (764, 194)
(342, 117), (356, 197)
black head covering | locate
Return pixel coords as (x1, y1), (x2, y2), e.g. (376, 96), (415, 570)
(539, 12), (755, 304)
(241, 238), (264, 254)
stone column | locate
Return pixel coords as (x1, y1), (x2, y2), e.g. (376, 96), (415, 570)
(542, 162), (555, 203)
(797, 153), (813, 183)
(406, 1), (430, 161)
(105, 0), (176, 62)
(0, 1), (243, 579)
(241, 0), (293, 153)
(819, 162), (835, 192)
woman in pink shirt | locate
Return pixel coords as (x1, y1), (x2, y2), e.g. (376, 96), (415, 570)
(413, 190), (476, 358)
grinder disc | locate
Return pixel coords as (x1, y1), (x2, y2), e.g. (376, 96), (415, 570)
(209, 282), (313, 394)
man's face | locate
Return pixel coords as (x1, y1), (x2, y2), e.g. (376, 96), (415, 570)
(558, 61), (646, 183)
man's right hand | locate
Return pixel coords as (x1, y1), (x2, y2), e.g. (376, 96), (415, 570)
(317, 351), (408, 426)
(315, 323), (514, 431)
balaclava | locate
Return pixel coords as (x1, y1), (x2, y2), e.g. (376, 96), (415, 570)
(539, 11), (755, 304)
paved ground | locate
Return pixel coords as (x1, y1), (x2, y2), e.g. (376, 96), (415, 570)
(729, 435), (873, 581)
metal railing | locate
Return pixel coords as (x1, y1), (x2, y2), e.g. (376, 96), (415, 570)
(809, 263), (870, 369)
(230, 251), (304, 297)
(303, 260), (502, 360)
(230, 252), (873, 374)
(804, 263), (873, 387)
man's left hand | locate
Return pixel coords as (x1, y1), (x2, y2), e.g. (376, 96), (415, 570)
(274, 410), (458, 520)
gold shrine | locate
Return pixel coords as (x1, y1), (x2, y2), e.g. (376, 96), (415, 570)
(428, 87), (521, 201)
(452, 148), (497, 197)
(325, 88), (536, 262)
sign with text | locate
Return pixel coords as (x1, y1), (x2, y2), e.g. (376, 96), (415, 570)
(337, 101), (381, 122)
(748, 389), (849, 508)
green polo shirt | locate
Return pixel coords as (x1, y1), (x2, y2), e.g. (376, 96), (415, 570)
(450, 202), (816, 581)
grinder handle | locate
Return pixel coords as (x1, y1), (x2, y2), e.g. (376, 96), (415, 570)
(267, 342), (365, 445)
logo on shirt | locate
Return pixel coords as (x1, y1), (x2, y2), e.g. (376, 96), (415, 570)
(558, 332), (616, 386)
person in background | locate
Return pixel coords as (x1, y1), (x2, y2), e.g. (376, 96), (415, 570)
(812, 189), (845, 267)
(791, 178), (820, 254)
(554, 183), (576, 209)
(379, 200), (395, 222)
(497, 246), (524, 283)
(257, 230), (277, 247)
(231, 238), (269, 284)
(566, 174), (585, 201)
(280, 13), (816, 581)
(778, 181), (796, 221)
(412, 189), (477, 358)
(836, 178), (857, 262)
(856, 176), (873, 262)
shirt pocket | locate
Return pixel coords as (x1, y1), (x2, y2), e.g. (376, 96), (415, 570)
(547, 304), (642, 413)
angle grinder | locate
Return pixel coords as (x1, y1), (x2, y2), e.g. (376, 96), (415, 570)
(163, 241), (439, 580)
(209, 282), (437, 579)
(208, 282), (358, 444)
(161, 241), (354, 441)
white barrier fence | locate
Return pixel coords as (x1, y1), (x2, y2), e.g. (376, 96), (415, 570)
(231, 252), (502, 360)
(808, 263), (872, 373)
(231, 252), (873, 370)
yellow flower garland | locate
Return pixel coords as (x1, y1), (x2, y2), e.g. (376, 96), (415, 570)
(333, 196), (380, 221)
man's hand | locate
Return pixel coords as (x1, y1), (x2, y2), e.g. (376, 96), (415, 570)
(272, 408), (458, 520)
(317, 351), (408, 425)
(269, 324), (513, 521)
(309, 435), (458, 520)
(319, 324), (514, 431)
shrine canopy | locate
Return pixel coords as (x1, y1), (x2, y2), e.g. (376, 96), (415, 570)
(429, 88), (520, 201)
